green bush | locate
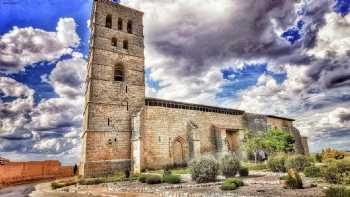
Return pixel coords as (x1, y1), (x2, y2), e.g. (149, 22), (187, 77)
(239, 166), (249, 177)
(285, 154), (311, 172)
(191, 156), (219, 183)
(285, 169), (303, 189)
(322, 165), (343, 184)
(325, 186), (350, 197)
(78, 178), (103, 185)
(279, 175), (289, 180)
(220, 178), (243, 191)
(51, 181), (76, 189)
(138, 174), (148, 183)
(220, 182), (238, 190)
(145, 174), (162, 184)
(51, 182), (64, 190)
(267, 153), (287, 172)
(221, 155), (240, 178)
(303, 166), (321, 177)
(315, 153), (322, 162)
(163, 174), (181, 184)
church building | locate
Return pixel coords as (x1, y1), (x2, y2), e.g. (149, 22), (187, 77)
(80, 0), (309, 177)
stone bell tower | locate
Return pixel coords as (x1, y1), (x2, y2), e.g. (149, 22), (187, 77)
(80, 0), (145, 177)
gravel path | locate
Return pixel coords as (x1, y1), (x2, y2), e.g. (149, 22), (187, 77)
(55, 171), (326, 197)
(0, 184), (35, 197)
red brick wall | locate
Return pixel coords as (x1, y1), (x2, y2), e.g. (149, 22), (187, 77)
(0, 160), (73, 186)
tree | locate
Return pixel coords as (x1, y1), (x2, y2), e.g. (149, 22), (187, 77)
(243, 128), (295, 162)
(263, 128), (295, 154)
(243, 130), (265, 163)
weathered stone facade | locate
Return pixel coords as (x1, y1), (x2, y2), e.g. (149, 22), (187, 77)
(80, 0), (309, 177)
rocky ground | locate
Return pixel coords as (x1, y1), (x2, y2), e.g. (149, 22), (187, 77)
(54, 171), (326, 197)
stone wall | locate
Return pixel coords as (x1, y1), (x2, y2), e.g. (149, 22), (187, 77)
(0, 160), (73, 186)
(141, 106), (244, 170)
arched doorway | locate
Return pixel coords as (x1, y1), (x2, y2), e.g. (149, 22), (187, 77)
(172, 137), (186, 166)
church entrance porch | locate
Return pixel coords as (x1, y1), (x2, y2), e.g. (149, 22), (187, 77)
(213, 125), (243, 158)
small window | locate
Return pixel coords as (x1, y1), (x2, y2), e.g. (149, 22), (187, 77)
(106, 14), (112, 28)
(107, 118), (110, 126)
(114, 64), (124, 81)
(123, 40), (128, 50)
(118, 18), (123, 30)
(111, 37), (117, 47)
(127, 20), (133, 34)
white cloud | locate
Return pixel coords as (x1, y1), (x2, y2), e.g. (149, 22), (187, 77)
(308, 12), (350, 58)
(48, 53), (86, 98)
(0, 18), (80, 73)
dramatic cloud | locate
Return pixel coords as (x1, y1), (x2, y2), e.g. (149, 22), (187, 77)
(0, 18), (80, 73)
(48, 52), (86, 99)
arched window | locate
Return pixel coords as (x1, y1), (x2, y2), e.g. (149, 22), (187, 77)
(114, 64), (124, 81)
(123, 40), (128, 50)
(111, 37), (117, 47)
(118, 18), (123, 30)
(127, 20), (133, 34)
(105, 14), (112, 28)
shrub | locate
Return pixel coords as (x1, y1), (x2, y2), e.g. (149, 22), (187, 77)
(145, 174), (162, 184)
(51, 182), (64, 190)
(303, 166), (321, 177)
(325, 186), (350, 197)
(163, 164), (172, 176)
(322, 165), (343, 184)
(285, 169), (303, 189)
(163, 174), (181, 184)
(267, 153), (287, 172)
(321, 148), (345, 161)
(220, 178), (243, 191)
(51, 180), (76, 189)
(315, 153), (322, 163)
(138, 174), (148, 183)
(78, 178), (103, 185)
(239, 166), (249, 177)
(279, 175), (289, 180)
(221, 155), (240, 178)
(191, 156), (219, 183)
(220, 182), (237, 191)
(285, 154), (311, 172)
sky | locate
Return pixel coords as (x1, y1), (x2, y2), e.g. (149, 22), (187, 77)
(0, 0), (349, 164)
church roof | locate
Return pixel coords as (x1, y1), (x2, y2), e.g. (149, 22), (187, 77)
(145, 97), (245, 115)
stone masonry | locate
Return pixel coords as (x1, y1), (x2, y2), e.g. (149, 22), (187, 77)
(80, 0), (309, 177)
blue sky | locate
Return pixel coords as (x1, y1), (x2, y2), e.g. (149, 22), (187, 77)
(0, 0), (350, 164)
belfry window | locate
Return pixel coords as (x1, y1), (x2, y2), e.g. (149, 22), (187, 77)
(127, 20), (133, 34)
(112, 37), (117, 47)
(114, 64), (124, 81)
(118, 18), (123, 30)
(105, 14), (112, 28)
(123, 40), (128, 50)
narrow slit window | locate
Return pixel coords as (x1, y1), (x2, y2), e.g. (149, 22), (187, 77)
(127, 20), (133, 34)
(114, 64), (124, 81)
(127, 102), (129, 111)
(118, 18), (123, 30)
(123, 40), (128, 50)
(111, 37), (117, 47)
(107, 118), (110, 126)
(106, 14), (112, 28)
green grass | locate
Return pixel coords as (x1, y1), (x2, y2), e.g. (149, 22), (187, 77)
(241, 161), (267, 171)
(171, 167), (191, 175)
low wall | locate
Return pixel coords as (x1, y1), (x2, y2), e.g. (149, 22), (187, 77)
(0, 160), (73, 186)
